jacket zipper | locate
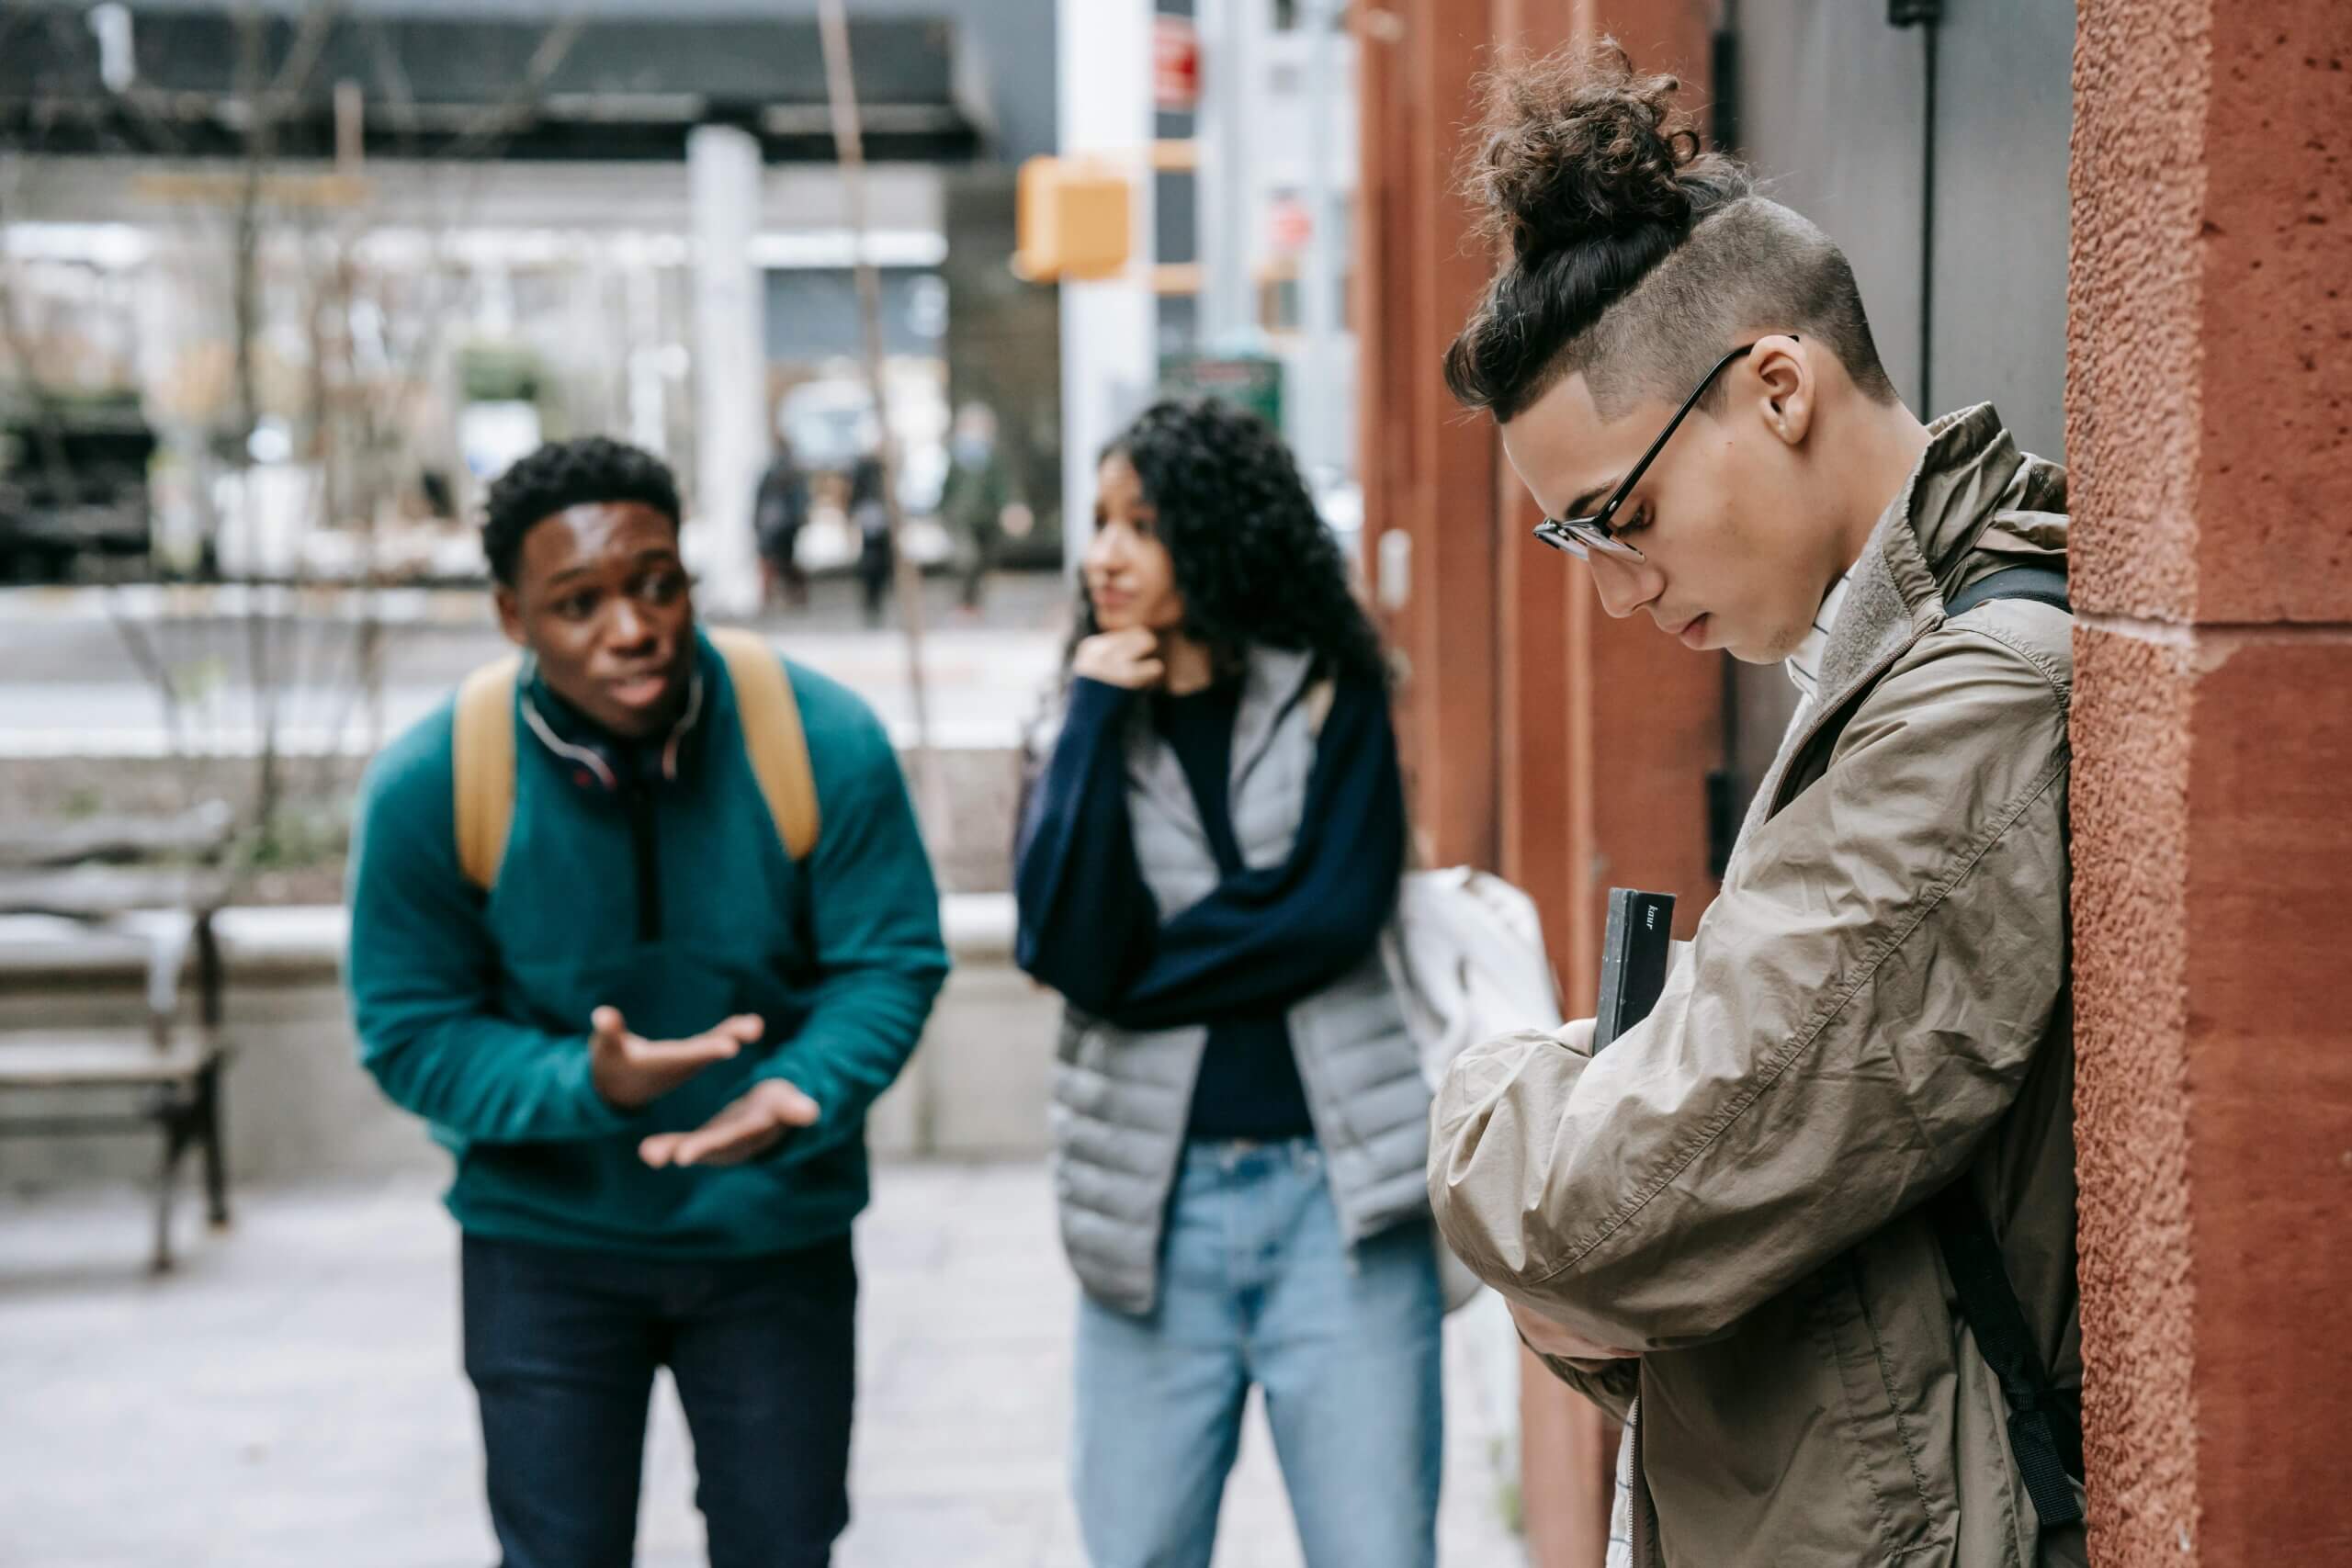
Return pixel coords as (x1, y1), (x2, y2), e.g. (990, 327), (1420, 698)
(1763, 639), (1918, 822)
(1630, 1387), (1657, 1567)
(625, 781), (662, 941)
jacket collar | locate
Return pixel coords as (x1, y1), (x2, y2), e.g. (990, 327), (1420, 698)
(1810, 403), (2064, 706)
(1123, 643), (1318, 839)
(1227, 645), (1318, 780)
(1784, 570), (1855, 702)
(519, 630), (712, 790)
(1741, 405), (2068, 839)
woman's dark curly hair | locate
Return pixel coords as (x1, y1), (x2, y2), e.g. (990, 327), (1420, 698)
(482, 436), (682, 585)
(1074, 397), (1386, 687)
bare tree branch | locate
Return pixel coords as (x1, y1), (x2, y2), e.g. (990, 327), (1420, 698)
(816, 0), (951, 852)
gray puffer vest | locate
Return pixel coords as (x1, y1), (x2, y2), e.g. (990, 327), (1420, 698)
(1042, 646), (1431, 1315)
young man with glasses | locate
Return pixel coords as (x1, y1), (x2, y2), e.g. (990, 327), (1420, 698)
(1423, 48), (2085, 1568)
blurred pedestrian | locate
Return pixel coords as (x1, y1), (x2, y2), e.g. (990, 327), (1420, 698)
(848, 451), (891, 628)
(938, 401), (1024, 617)
(753, 436), (810, 609)
(345, 435), (948, 1568)
(1014, 398), (1441, 1568)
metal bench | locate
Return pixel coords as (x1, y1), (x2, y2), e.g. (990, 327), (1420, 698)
(0, 802), (235, 1270)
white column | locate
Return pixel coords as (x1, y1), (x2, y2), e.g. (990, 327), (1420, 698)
(1298, 0), (1349, 478)
(687, 123), (768, 615)
(624, 248), (668, 458)
(1196, 0), (1262, 350)
(1056, 0), (1157, 572)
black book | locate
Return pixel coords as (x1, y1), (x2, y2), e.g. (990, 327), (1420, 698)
(1594, 887), (1677, 1051)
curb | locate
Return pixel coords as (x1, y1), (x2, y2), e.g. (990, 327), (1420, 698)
(0, 583), (492, 626)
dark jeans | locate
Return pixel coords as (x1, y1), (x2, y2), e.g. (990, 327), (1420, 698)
(856, 531), (892, 626)
(460, 1232), (857, 1568)
(761, 524), (808, 606)
(956, 523), (1000, 610)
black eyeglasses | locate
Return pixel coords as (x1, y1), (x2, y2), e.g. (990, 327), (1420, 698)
(1531, 337), (1790, 562)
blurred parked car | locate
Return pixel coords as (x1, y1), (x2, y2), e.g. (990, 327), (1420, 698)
(0, 394), (155, 581)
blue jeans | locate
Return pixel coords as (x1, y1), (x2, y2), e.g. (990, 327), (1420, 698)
(460, 1231), (856, 1568)
(1072, 1137), (1444, 1568)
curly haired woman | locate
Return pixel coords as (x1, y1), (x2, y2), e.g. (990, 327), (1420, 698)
(1013, 398), (1442, 1568)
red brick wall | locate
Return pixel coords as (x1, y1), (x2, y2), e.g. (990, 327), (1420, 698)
(1356, 0), (1500, 874)
(2070, 0), (2352, 1562)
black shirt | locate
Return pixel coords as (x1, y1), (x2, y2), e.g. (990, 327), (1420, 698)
(1012, 669), (1407, 1141)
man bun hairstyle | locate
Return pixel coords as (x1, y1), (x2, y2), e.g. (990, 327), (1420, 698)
(1444, 42), (1896, 423)
(481, 435), (683, 586)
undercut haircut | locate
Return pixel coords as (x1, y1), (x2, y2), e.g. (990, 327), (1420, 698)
(1442, 42), (1897, 423)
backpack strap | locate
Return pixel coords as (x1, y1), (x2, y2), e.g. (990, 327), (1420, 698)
(448, 633), (819, 894)
(1928, 1181), (2086, 1527)
(1937, 561), (2084, 1530)
(708, 627), (820, 861)
(1945, 564), (2071, 619)
(452, 653), (522, 892)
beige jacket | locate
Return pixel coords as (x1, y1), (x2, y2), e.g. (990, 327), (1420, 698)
(1431, 407), (2085, 1567)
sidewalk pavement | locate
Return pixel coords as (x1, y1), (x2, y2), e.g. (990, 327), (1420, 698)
(0, 1165), (1527, 1568)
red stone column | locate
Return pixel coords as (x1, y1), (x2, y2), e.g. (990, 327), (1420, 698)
(2068, 2), (2352, 1562)
(1355, 0), (1501, 872)
(1352, 0), (1414, 619)
(1406, 0), (1503, 870)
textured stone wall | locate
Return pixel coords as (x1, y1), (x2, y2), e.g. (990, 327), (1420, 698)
(2069, 1), (2352, 1562)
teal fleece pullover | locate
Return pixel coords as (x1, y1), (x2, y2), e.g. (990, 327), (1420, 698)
(345, 630), (948, 1258)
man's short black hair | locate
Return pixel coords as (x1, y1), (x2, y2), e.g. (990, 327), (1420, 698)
(481, 436), (683, 586)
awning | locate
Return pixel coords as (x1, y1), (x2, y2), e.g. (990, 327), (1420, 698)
(0, 6), (985, 164)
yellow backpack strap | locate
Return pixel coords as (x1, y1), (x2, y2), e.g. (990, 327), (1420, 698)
(709, 627), (820, 861)
(452, 653), (523, 892)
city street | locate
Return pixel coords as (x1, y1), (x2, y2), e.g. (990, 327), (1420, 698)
(0, 573), (1071, 757)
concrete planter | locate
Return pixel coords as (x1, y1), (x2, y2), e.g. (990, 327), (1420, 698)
(0, 896), (1057, 1193)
